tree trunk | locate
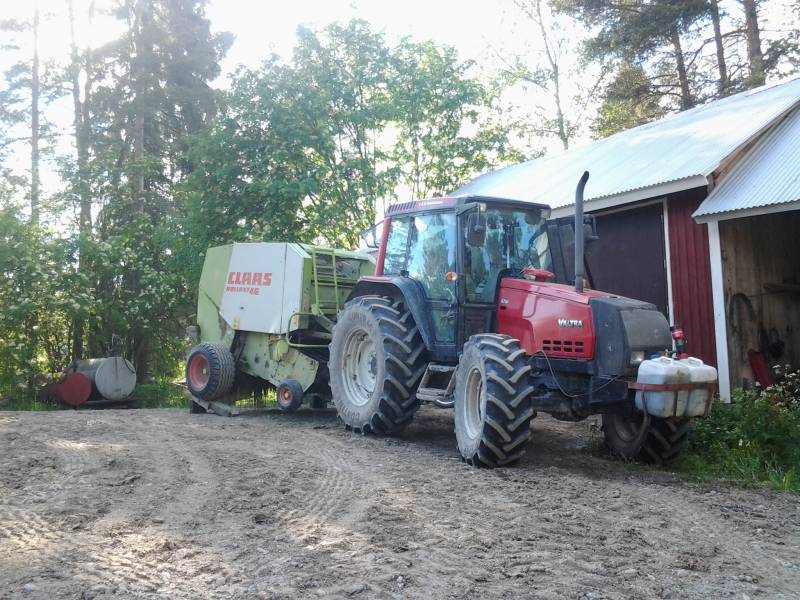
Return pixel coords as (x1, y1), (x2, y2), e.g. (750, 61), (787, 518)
(740, 0), (765, 87)
(532, 0), (569, 149)
(131, 0), (151, 381)
(710, 0), (728, 96)
(68, 0), (93, 361)
(30, 7), (40, 225)
(670, 28), (694, 111)
(133, 0), (147, 204)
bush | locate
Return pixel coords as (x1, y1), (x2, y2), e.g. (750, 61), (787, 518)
(677, 368), (800, 492)
(131, 382), (190, 409)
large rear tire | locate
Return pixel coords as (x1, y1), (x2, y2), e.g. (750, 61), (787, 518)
(602, 410), (691, 464)
(329, 296), (426, 434)
(186, 342), (235, 402)
(454, 334), (535, 468)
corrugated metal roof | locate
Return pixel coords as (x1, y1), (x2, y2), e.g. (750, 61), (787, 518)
(454, 78), (800, 210)
(693, 106), (800, 220)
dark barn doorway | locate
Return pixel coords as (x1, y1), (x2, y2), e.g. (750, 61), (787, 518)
(587, 203), (669, 317)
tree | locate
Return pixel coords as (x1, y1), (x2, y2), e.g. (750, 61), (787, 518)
(181, 19), (524, 270)
(709, 0), (729, 95)
(556, 0), (709, 111)
(592, 63), (668, 137)
(0, 11), (52, 224)
(390, 39), (523, 199)
(496, 0), (590, 150)
(739, 0), (765, 87)
(63, 0), (231, 379)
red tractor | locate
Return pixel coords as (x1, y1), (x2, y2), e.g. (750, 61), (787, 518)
(328, 173), (716, 467)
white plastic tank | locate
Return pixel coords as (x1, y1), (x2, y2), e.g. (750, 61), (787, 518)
(635, 356), (690, 418)
(679, 357), (718, 417)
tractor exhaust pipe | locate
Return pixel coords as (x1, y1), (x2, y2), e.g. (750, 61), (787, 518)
(574, 171), (590, 293)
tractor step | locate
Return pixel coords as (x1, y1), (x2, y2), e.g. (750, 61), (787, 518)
(416, 364), (456, 408)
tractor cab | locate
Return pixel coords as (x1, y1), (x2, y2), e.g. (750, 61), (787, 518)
(361, 196), (588, 362)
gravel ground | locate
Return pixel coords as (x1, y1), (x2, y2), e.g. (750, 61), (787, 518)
(0, 406), (798, 599)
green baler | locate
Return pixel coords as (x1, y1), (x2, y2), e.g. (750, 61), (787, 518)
(186, 242), (374, 412)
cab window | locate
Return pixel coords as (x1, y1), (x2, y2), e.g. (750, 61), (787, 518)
(406, 213), (457, 301)
(464, 207), (551, 303)
(383, 217), (411, 275)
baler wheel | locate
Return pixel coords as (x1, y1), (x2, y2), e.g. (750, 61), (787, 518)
(186, 342), (235, 404)
(329, 296), (426, 434)
(602, 410), (691, 464)
(454, 334), (535, 468)
(277, 379), (304, 413)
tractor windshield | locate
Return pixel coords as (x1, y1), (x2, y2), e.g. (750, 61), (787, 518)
(464, 206), (551, 303)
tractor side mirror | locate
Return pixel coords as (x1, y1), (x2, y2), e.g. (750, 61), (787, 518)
(466, 212), (486, 247)
(359, 221), (383, 249)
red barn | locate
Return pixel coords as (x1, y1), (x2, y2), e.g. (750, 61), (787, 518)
(456, 78), (800, 400)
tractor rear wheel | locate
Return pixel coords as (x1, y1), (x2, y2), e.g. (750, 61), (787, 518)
(329, 296), (426, 434)
(602, 410), (691, 464)
(454, 334), (535, 467)
(186, 342), (235, 402)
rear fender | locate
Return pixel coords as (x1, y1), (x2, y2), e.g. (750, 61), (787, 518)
(347, 276), (437, 352)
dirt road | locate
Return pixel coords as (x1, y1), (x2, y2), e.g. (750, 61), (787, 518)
(1, 407), (798, 599)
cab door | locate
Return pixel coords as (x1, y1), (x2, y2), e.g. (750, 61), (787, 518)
(456, 208), (499, 346)
(404, 211), (459, 347)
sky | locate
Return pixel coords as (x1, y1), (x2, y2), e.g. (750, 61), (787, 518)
(206, 0), (514, 76)
(0, 0), (797, 210)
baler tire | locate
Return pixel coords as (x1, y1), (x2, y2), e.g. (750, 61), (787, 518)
(185, 342), (235, 402)
(602, 411), (691, 464)
(329, 296), (426, 435)
(277, 379), (304, 413)
(454, 334), (535, 468)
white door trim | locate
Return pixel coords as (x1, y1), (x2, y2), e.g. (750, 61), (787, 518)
(707, 220), (731, 402)
(662, 199), (675, 323)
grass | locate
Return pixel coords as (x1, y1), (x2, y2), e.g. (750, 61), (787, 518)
(0, 379), (280, 411)
(672, 374), (800, 493)
(130, 382), (191, 409)
(0, 396), (60, 411)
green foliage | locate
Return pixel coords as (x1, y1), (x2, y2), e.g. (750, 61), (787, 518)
(131, 382), (189, 409)
(180, 19), (522, 282)
(676, 371), (800, 493)
(0, 0), (230, 396)
(557, 0), (800, 134)
(0, 200), (83, 396)
(592, 63), (668, 136)
(1, 11), (524, 397)
(390, 39), (523, 198)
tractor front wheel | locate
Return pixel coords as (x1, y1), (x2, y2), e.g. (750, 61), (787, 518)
(454, 334), (535, 467)
(602, 410), (691, 464)
(329, 296), (426, 434)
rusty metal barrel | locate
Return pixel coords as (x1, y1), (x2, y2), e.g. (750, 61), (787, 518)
(44, 372), (92, 407)
(69, 357), (137, 401)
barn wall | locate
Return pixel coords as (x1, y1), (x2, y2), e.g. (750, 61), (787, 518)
(720, 210), (800, 387)
(667, 188), (717, 366)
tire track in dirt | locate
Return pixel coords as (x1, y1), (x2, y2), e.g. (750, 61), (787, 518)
(0, 420), (110, 563)
(3, 408), (799, 599)
(67, 414), (239, 598)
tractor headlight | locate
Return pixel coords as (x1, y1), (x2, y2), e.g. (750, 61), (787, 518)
(630, 351), (645, 366)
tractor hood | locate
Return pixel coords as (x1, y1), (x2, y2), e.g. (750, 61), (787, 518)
(499, 278), (614, 305)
